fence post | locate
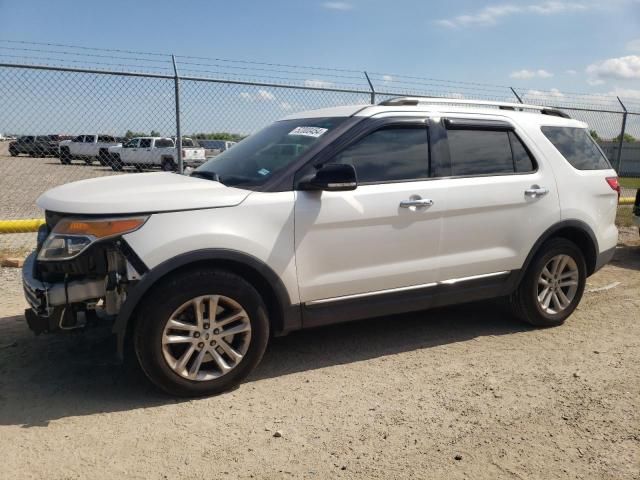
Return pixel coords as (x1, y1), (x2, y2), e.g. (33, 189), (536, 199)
(510, 87), (523, 104)
(171, 55), (183, 174)
(615, 96), (627, 174)
(364, 71), (375, 104)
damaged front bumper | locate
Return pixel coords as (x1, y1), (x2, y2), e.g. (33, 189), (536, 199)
(22, 252), (107, 333)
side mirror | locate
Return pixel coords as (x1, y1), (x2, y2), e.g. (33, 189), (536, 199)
(299, 163), (357, 192)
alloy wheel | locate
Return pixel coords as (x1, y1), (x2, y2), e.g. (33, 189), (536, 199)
(161, 295), (252, 381)
(536, 254), (579, 315)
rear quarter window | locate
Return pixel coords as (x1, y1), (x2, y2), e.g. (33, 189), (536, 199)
(541, 126), (611, 170)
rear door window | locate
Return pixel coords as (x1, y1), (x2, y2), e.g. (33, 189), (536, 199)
(445, 128), (536, 176)
(139, 138), (152, 148)
(447, 130), (514, 176)
(84, 135), (96, 143)
(541, 126), (610, 170)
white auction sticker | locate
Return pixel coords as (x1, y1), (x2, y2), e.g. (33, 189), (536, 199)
(288, 126), (328, 138)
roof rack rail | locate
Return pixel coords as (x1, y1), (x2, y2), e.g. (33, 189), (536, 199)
(377, 96), (571, 119)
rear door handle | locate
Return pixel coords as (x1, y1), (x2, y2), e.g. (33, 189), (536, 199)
(524, 186), (549, 197)
(400, 198), (434, 208)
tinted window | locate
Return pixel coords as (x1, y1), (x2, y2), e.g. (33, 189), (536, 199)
(84, 135), (96, 143)
(124, 139), (138, 148)
(541, 126), (610, 170)
(72, 135), (83, 142)
(182, 138), (195, 147)
(155, 138), (174, 148)
(447, 130), (513, 176)
(509, 132), (535, 173)
(98, 135), (115, 143)
(333, 127), (429, 183)
(139, 138), (152, 148)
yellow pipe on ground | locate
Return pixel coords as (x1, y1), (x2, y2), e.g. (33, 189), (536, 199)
(0, 219), (46, 234)
(0, 201), (636, 234)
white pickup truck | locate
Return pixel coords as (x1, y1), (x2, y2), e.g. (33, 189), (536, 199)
(107, 137), (206, 171)
(58, 135), (122, 165)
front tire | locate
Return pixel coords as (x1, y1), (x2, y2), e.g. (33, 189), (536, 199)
(133, 269), (270, 397)
(9, 148), (18, 157)
(510, 238), (586, 327)
(110, 154), (124, 171)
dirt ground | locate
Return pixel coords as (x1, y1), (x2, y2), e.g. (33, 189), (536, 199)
(0, 229), (638, 479)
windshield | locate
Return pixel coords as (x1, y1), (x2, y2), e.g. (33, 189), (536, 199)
(195, 117), (347, 187)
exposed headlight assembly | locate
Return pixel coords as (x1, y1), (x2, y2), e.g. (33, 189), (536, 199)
(37, 216), (148, 261)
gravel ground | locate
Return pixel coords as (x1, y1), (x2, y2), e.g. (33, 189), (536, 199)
(0, 228), (638, 479)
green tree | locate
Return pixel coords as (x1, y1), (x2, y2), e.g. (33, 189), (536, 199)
(124, 130), (147, 139)
(150, 130), (161, 137)
(613, 132), (636, 143)
(191, 132), (246, 142)
(589, 130), (600, 141)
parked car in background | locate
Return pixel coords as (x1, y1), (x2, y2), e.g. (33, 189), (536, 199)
(198, 139), (237, 157)
(8, 136), (37, 156)
(22, 98), (618, 396)
(58, 135), (122, 165)
(107, 137), (206, 171)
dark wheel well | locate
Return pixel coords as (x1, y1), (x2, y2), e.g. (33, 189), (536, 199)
(124, 259), (286, 348)
(544, 227), (597, 275)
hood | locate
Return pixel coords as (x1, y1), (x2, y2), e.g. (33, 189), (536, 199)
(37, 172), (252, 215)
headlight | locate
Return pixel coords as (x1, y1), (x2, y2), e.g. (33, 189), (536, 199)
(37, 216), (148, 261)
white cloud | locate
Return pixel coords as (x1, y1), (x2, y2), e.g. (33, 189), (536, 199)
(627, 39), (640, 52)
(382, 75), (393, 83)
(304, 79), (333, 88)
(257, 89), (275, 101)
(436, 2), (589, 28)
(523, 88), (565, 102)
(565, 69), (577, 75)
(510, 69), (554, 79)
(586, 55), (640, 83)
(238, 89), (276, 102)
(321, 2), (353, 10)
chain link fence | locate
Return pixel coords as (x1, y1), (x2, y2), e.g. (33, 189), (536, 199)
(1, 42), (639, 253)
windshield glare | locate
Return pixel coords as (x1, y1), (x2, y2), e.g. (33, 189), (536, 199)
(195, 117), (346, 187)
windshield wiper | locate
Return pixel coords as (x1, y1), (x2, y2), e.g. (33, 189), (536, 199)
(190, 170), (221, 183)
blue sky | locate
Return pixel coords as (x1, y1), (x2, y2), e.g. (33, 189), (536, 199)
(1, 0), (639, 136)
(1, 0), (639, 96)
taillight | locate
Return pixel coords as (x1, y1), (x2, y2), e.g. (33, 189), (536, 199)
(606, 177), (620, 200)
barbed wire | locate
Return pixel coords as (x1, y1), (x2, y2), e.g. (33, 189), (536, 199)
(0, 39), (638, 111)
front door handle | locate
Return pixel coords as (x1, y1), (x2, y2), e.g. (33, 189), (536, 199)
(400, 198), (434, 208)
(524, 186), (549, 198)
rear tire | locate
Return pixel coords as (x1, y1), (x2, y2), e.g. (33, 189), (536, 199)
(133, 269), (270, 397)
(98, 149), (109, 166)
(59, 147), (71, 164)
(9, 148), (18, 157)
(510, 238), (586, 327)
(161, 157), (177, 172)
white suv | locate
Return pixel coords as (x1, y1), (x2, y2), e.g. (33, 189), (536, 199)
(22, 98), (619, 396)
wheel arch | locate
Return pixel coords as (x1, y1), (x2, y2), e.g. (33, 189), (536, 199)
(519, 220), (599, 283)
(114, 248), (300, 358)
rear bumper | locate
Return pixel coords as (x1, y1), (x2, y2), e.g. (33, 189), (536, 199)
(593, 246), (616, 274)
